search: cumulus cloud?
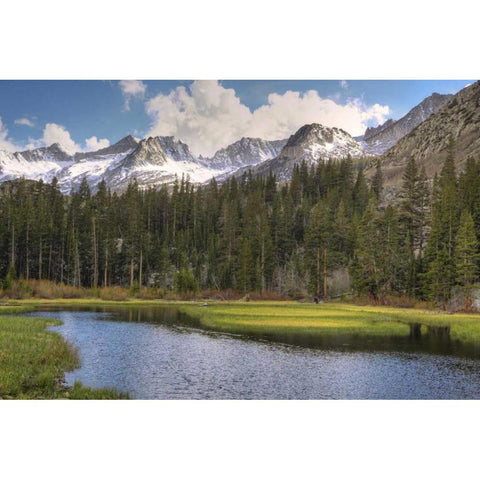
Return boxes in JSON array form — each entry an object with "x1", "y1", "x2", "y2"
[
  {"x1": 0, "y1": 117, "x2": 21, "y2": 152},
  {"x1": 119, "y1": 80, "x2": 146, "y2": 110},
  {"x1": 26, "y1": 123, "x2": 81, "y2": 154},
  {"x1": 340, "y1": 80, "x2": 348, "y2": 89},
  {"x1": 14, "y1": 117, "x2": 35, "y2": 127},
  {"x1": 26, "y1": 124, "x2": 111, "y2": 154},
  {"x1": 145, "y1": 80, "x2": 390, "y2": 156},
  {"x1": 42, "y1": 123, "x2": 81, "y2": 154},
  {"x1": 85, "y1": 136, "x2": 110, "y2": 151}
]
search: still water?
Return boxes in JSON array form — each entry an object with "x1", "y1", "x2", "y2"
[{"x1": 26, "y1": 306, "x2": 480, "y2": 399}]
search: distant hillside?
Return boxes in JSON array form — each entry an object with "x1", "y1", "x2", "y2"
[
  {"x1": 362, "y1": 93, "x2": 453, "y2": 155},
  {"x1": 372, "y1": 82, "x2": 480, "y2": 188}
]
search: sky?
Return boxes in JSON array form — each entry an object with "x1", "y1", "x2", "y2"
[{"x1": 0, "y1": 80, "x2": 474, "y2": 157}]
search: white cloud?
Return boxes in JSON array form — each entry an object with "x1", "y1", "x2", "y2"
[
  {"x1": 340, "y1": 80, "x2": 348, "y2": 89},
  {"x1": 85, "y1": 136, "x2": 110, "y2": 151},
  {"x1": 119, "y1": 80, "x2": 146, "y2": 110},
  {"x1": 14, "y1": 117, "x2": 35, "y2": 127},
  {"x1": 0, "y1": 117, "x2": 21, "y2": 152},
  {"x1": 26, "y1": 123, "x2": 81, "y2": 155},
  {"x1": 3, "y1": 118, "x2": 109, "y2": 155},
  {"x1": 145, "y1": 80, "x2": 390, "y2": 156},
  {"x1": 42, "y1": 123, "x2": 81, "y2": 154}
]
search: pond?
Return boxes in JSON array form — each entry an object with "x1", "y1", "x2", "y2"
[{"x1": 26, "y1": 306, "x2": 480, "y2": 399}]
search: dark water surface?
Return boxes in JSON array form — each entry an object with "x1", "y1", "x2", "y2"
[{"x1": 26, "y1": 306, "x2": 480, "y2": 399}]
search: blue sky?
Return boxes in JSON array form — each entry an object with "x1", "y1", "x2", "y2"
[{"x1": 0, "y1": 80, "x2": 474, "y2": 156}]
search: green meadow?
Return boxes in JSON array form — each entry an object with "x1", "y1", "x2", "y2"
[
  {"x1": 177, "y1": 301, "x2": 480, "y2": 345},
  {"x1": 15, "y1": 298, "x2": 480, "y2": 345}
]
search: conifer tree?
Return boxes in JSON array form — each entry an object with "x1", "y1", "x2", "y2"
[
  {"x1": 424, "y1": 137, "x2": 458, "y2": 303},
  {"x1": 353, "y1": 168, "x2": 369, "y2": 217},
  {"x1": 455, "y1": 209, "x2": 479, "y2": 311},
  {"x1": 371, "y1": 159, "x2": 383, "y2": 201},
  {"x1": 349, "y1": 196, "x2": 380, "y2": 301}
]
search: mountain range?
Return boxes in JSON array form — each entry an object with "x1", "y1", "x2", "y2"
[
  {"x1": 0, "y1": 134, "x2": 287, "y2": 193},
  {"x1": 0, "y1": 82, "x2": 478, "y2": 193}
]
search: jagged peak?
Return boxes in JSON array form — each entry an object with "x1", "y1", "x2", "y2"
[{"x1": 285, "y1": 123, "x2": 355, "y2": 148}]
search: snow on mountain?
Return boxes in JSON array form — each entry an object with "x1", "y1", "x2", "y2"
[
  {"x1": 74, "y1": 135, "x2": 138, "y2": 161},
  {"x1": 280, "y1": 124, "x2": 364, "y2": 162},
  {"x1": 243, "y1": 124, "x2": 363, "y2": 181},
  {"x1": 200, "y1": 137, "x2": 287, "y2": 170},
  {"x1": 102, "y1": 136, "x2": 221, "y2": 190},
  {"x1": 0, "y1": 144, "x2": 74, "y2": 183},
  {"x1": 0, "y1": 122, "x2": 385, "y2": 191},
  {"x1": 0, "y1": 133, "x2": 292, "y2": 192},
  {"x1": 0, "y1": 136, "x2": 139, "y2": 192},
  {"x1": 0, "y1": 125, "x2": 365, "y2": 190}
]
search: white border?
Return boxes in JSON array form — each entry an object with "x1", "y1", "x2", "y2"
[
  {"x1": 1, "y1": 0, "x2": 479, "y2": 478},
  {"x1": 1, "y1": 0, "x2": 479, "y2": 79}
]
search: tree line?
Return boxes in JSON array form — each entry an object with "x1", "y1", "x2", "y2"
[{"x1": 1, "y1": 138, "x2": 479, "y2": 307}]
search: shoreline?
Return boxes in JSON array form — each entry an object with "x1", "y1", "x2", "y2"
[
  {"x1": 0, "y1": 306, "x2": 127, "y2": 399},
  {"x1": 11, "y1": 298, "x2": 480, "y2": 348},
  {"x1": 5, "y1": 300, "x2": 480, "y2": 399}
]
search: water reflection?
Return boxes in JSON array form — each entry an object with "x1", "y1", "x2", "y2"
[{"x1": 25, "y1": 306, "x2": 480, "y2": 399}]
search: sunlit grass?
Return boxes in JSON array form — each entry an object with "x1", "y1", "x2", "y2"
[
  {"x1": 9, "y1": 298, "x2": 480, "y2": 355},
  {"x1": 177, "y1": 302, "x2": 480, "y2": 345}
]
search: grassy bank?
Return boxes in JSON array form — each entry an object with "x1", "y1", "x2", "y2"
[
  {"x1": 11, "y1": 298, "x2": 480, "y2": 345},
  {"x1": 177, "y1": 302, "x2": 480, "y2": 346},
  {"x1": 7, "y1": 298, "x2": 480, "y2": 364},
  {"x1": 0, "y1": 306, "x2": 126, "y2": 399}
]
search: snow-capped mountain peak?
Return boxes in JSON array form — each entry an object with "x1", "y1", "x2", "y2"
[
  {"x1": 0, "y1": 125, "x2": 366, "y2": 191},
  {"x1": 203, "y1": 137, "x2": 287, "y2": 170},
  {"x1": 229, "y1": 124, "x2": 365, "y2": 182},
  {"x1": 19, "y1": 143, "x2": 73, "y2": 163},
  {"x1": 279, "y1": 123, "x2": 364, "y2": 163}
]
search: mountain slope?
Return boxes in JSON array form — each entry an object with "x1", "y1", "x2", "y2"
[
  {"x1": 74, "y1": 135, "x2": 138, "y2": 161},
  {"x1": 371, "y1": 82, "x2": 480, "y2": 188},
  {"x1": 364, "y1": 119, "x2": 396, "y2": 141},
  {"x1": 102, "y1": 136, "x2": 219, "y2": 190},
  {"x1": 248, "y1": 124, "x2": 364, "y2": 180},
  {"x1": 363, "y1": 92, "x2": 453, "y2": 155},
  {"x1": 0, "y1": 134, "x2": 292, "y2": 192},
  {"x1": 0, "y1": 144, "x2": 74, "y2": 183},
  {"x1": 202, "y1": 137, "x2": 287, "y2": 170}
]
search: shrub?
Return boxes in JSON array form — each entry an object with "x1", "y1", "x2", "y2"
[
  {"x1": 134, "y1": 287, "x2": 162, "y2": 300},
  {"x1": 249, "y1": 290, "x2": 288, "y2": 301},
  {"x1": 99, "y1": 286, "x2": 129, "y2": 301}
]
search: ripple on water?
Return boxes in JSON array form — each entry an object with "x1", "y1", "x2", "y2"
[{"x1": 25, "y1": 308, "x2": 480, "y2": 400}]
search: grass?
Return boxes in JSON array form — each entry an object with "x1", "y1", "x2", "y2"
[
  {"x1": 12, "y1": 298, "x2": 480, "y2": 345},
  {"x1": 176, "y1": 301, "x2": 480, "y2": 346},
  {"x1": 7, "y1": 299, "x2": 480, "y2": 383},
  {"x1": 0, "y1": 305, "x2": 127, "y2": 399}
]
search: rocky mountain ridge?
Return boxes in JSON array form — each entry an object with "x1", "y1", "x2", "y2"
[
  {"x1": 372, "y1": 81, "x2": 480, "y2": 189},
  {"x1": 363, "y1": 92, "x2": 453, "y2": 155},
  {"x1": 0, "y1": 134, "x2": 288, "y2": 192},
  {"x1": 238, "y1": 124, "x2": 364, "y2": 181}
]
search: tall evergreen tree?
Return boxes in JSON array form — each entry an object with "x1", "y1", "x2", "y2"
[
  {"x1": 455, "y1": 209, "x2": 479, "y2": 311},
  {"x1": 371, "y1": 159, "x2": 383, "y2": 201}
]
